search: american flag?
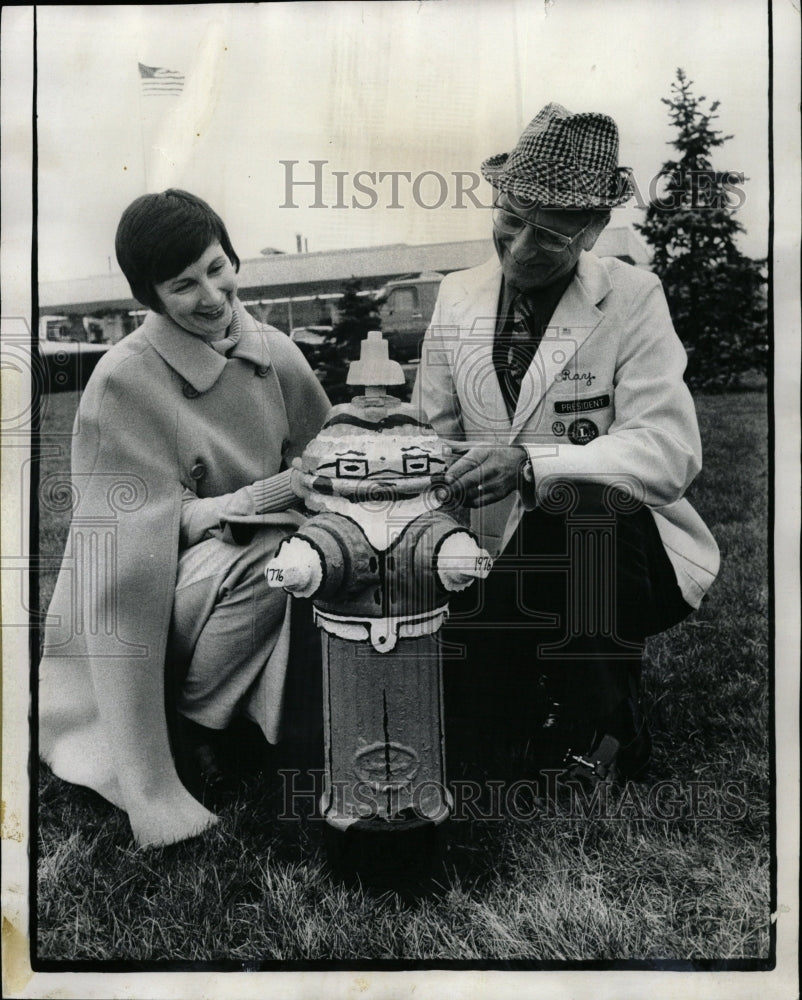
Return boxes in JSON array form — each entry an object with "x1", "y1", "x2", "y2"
[{"x1": 138, "y1": 62, "x2": 185, "y2": 96}]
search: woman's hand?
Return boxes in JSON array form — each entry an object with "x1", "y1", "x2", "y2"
[{"x1": 289, "y1": 460, "x2": 313, "y2": 504}]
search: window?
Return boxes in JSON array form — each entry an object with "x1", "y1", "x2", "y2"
[{"x1": 388, "y1": 287, "x2": 419, "y2": 317}]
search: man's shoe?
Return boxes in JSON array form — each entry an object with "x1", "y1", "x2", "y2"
[
  {"x1": 562, "y1": 733, "x2": 622, "y2": 787},
  {"x1": 535, "y1": 695, "x2": 651, "y2": 789}
]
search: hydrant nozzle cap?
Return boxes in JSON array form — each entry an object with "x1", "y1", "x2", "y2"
[{"x1": 347, "y1": 331, "x2": 406, "y2": 387}]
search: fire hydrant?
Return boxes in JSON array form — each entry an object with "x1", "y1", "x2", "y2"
[{"x1": 266, "y1": 332, "x2": 492, "y2": 836}]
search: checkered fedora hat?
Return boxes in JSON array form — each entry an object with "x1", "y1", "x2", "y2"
[{"x1": 481, "y1": 103, "x2": 633, "y2": 209}]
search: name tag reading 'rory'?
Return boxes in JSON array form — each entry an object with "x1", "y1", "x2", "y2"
[{"x1": 554, "y1": 394, "x2": 611, "y2": 414}]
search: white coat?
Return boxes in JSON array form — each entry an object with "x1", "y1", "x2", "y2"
[{"x1": 411, "y1": 251, "x2": 719, "y2": 609}]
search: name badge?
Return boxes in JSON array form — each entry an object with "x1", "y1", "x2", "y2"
[{"x1": 554, "y1": 394, "x2": 611, "y2": 415}]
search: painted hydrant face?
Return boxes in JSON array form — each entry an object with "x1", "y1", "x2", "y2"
[
  {"x1": 295, "y1": 398, "x2": 456, "y2": 551},
  {"x1": 268, "y1": 386, "x2": 491, "y2": 630},
  {"x1": 298, "y1": 403, "x2": 451, "y2": 491}
]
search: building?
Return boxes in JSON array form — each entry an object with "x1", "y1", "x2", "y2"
[{"x1": 38, "y1": 227, "x2": 651, "y2": 340}]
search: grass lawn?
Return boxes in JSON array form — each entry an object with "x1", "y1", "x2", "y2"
[{"x1": 34, "y1": 389, "x2": 771, "y2": 964}]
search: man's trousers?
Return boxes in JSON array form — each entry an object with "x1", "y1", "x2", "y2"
[{"x1": 443, "y1": 481, "x2": 692, "y2": 750}]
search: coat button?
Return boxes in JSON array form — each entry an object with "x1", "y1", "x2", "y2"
[
  {"x1": 190, "y1": 461, "x2": 206, "y2": 480},
  {"x1": 183, "y1": 383, "x2": 199, "y2": 398},
  {"x1": 255, "y1": 365, "x2": 269, "y2": 377}
]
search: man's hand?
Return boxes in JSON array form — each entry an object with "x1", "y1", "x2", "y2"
[{"x1": 442, "y1": 445, "x2": 529, "y2": 507}]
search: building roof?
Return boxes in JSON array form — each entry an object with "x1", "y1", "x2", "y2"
[{"x1": 39, "y1": 227, "x2": 651, "y2": 314}]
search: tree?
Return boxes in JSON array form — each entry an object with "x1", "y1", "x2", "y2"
[
  {"x1": 332, "y1": 278, "x2": 383, "y2": 361},
  {"x1": 311, "y1": 278, "x2": 385, "y2": 404},
  {"x1": 635, "y1": 69, "x2": 767, "y2": 390}
]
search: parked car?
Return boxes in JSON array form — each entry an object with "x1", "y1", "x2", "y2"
[
  {"x1": 288, "y1": 325, "x2": 352, "y2": 400},
  {"x1": 289, "y1": 325, "x2": 335, "y2": 348},
  {"x1": 289, "y1": 325, "x2": 338, "y2": 372},
  {"x1": 37, "y1": 339, "x2": 111, "y2": 392}
]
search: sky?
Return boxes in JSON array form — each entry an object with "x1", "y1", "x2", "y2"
[{"x1": 35, "y1": 0, "x2": 771, "y2": 283}]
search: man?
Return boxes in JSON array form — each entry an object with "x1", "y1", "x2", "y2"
[{"x1": 412, "y1": 103, "x2": 719, "y2": 786}]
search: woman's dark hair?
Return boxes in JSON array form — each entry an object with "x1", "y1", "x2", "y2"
[{"x1": 115, "y1": 189, "x2": 240, "y2": 312}]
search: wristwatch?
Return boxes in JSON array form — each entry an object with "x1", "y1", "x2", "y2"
[{"x1": 518, "y1": 449, "x2": 535, "y2": 486}]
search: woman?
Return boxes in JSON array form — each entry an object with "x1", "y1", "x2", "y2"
[{"x1": 39, "y1": 190, "x2": 330, "y2": 847}]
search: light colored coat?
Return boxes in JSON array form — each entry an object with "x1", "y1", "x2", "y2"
[
  {"x1": 412, "y1": 252, "x2": 719, "y2": 609},
  {"x1": 39, "y1": 301, "x2": 330, "y2": 847}
]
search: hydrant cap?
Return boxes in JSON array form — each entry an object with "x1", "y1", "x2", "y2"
[{"x1": 347, "y1": 331, "x2": 406, "y2": 386}]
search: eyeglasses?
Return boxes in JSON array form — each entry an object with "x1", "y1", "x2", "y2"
[{"x1": 492, "y1": 202, "x2": 590, "y2": 253}]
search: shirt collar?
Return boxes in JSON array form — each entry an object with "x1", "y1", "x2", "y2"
[
  {"x1": 500, "y1": 265, "x2": 577, "y2": 316},
  {"x1": 141, "y1": 298, "x2": 271, "y2": 393}
]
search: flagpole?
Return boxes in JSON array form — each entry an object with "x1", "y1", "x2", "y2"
[
  {"x1": 135, "y1": 63, "x2": 185, "y2": 191},
  {"x1": 136, "y1": 63, "x2": 150, "y2": 191}
]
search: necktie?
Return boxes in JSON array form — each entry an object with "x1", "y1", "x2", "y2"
[
  {"x1": 495, "y1": 270, "x2": 577, "y2": 417},
  {"x1": 508, "y1": 294, "x2": 541, "y2": 379},
  {"x1": 496, "y1": 294, "x2": 541, "y2": 414}
]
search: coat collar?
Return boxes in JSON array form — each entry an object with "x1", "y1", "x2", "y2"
[
  {"x1": 141, "y1": 299, "x2": 270, "y2": 393},
  {"x1": 453, "y1": 249, "x2": 612, "y2": 317},
  {"x1": 572, "y1": 248, "x2": 614, "y2": 307}
]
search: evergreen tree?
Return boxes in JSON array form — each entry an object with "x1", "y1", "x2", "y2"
[
  {"x1": 635, "y1": 69, "x2": 767, "y2": 390},
  {"x1": 332, "y1": 278, "x2": 383, "y2": 360},
  {"x1": 313, "y1": 278, "x2": 384, "y2": 403}
]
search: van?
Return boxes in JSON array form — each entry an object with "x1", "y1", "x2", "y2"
[{"x1": 378, "y1": 272, "x2": 443, "y2": 362}]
